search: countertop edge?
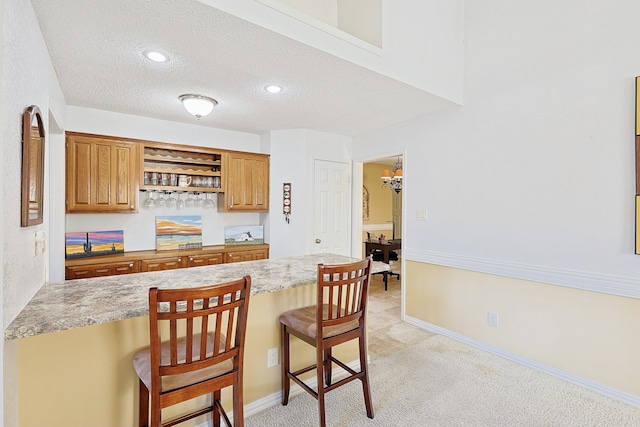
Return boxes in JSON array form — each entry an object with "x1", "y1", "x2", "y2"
[{"x1": 6, "y1": 254, "x2": 389, "y2": 340}]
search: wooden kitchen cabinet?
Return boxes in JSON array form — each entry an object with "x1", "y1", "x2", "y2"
[
  {"x1": 139, "y1": 256, "x2": 185, "y2": 272},
  {"x1": 65, "y1": 244, "x2": 268, "y2": 279},
  {"x1": 66, "y1": 132, "x2": 140, "y2": 213},
  {"x1": 220, "y1": 152, "x2": 269, "y2": 211},
  {"x1": 65, "y1": 261, "x2": 139, "y2": 280},
  {"x1": 187, "y1": 253, "x2": 224, "y2": 267},
  {"x1": 224, "y1": 249, "x2": 269, "y2": 263}
]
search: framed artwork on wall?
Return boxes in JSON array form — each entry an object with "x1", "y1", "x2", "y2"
[
  {"x1": 156, "y1": 216, "x2": 202, "y2": 251},
  {"x1": 65, "y1": 230, "x2": 124, "y2": 259}
]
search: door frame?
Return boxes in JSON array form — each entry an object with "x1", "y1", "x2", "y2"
[{"x1": 352, "y1": 150, "x2": 407, "y2": 318}]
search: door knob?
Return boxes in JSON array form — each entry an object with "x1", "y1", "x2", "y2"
[{"x1": 315, "y1": 239, "x2": 321, "y2": 244}]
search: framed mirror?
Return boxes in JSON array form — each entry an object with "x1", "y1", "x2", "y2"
[{"x1": 21, "y1": 105, "x2": 45, "y2": 227}]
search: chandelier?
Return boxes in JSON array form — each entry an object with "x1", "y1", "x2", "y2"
[{"x1": 381, "y1": 158, "x2": 403, "y2": 193}]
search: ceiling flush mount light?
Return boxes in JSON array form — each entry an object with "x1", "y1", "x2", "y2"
[
  {"x1": 143, "y1": 50, "x2": 168, "y2": 63},
  {"x1": 381, "y1": 158, "x2": 403, "y2": 193},
  {"x1": 179, "y1": 94, "x2": 218, "y2": 119},
  {"x1": 265, "y1": 85, "x2": 283, "y2": 94}
]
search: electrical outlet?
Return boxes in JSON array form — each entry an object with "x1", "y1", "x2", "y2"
[
  {"x1": 416, "y1": 209, "x2": 427, "y2": 221},
  {"x1": 267, "y1": 347, "x2": 278, "y2": 368},
  {"x1": 487, "y1": 311, "x2": 499, "y2": 328}
]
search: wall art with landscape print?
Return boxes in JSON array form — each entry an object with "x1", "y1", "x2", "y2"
[
  {"x1": 224, "y1": 225, "x2": 264, "y2": 245},
  {"x1": 65, "y1": 230, "x2": 124, "y2": 259},
  {"x1": 156, "y1": 215, "x2": 203, "y2": 251}
]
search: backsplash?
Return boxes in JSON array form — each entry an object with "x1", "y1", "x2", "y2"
[{"x1": 65, "y1": 192, "x2": 263, "y2": 252}]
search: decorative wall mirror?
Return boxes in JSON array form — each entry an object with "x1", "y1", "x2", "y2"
[{"x1": 21, "y1": 105, "x2": 45, "y2": 227}]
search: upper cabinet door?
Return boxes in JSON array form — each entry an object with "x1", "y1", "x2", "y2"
[
  {"x1": 221, "y1": 152, "x2": 269, "y2": 211},
  {"x1": 66, "y1": 132, "x2": 140, "y2": 213}
]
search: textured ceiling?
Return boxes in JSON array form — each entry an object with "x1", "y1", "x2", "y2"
[{"x1": 31, "y1": 0, "x2": 455, "y2": 136}]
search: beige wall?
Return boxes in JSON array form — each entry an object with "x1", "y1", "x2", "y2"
[
  {"x1": 17, "y1": 285, "x2": 359, "y2": 426},
  {"x1": 405, "y1": 261, "x2": 640, "y2": 395},
  {"x1": 337, "y1": 0, "x2": 382, "y2": 47},
  {"x1": 362, "y1": 163, "x2": 392, "y2": 255}
]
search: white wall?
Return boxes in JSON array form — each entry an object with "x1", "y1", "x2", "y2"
[
  {"x1": 276, "y1": 0, "x2": 338, "y2": 26},
  {"x1": 2, "y1": 0, "x2": 65, "y2": 327},
  {"x1": 266, "y1": 130, "x2": 309, "y2": 259},
  {"x1": 203, "y1": 0, "x2": 464, "y2": 103},
  {"x1": 2, "y1": 0, "x2": 67, "y2": 424},
  {"x1": 0, "y1": 0, "x2": 5, "y2": 423},
  {"x1": 354, "y1": 0, "x2": 640, "y2": 296},
  {"x1": 267, "y1": 129, "x2": 352, "y2": 259}
]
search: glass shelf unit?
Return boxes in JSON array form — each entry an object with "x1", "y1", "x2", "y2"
[{"x1": 141, "y1": 144, "x2": 224, "y2": 193}]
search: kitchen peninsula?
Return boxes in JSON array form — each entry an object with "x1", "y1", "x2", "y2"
[{"x1": 9, "y1": 254, "x2": 388, "y2": 427}]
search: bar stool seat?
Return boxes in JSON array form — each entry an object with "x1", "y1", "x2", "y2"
[{"x1": 133, "y1": 332, "x2": 233, "y2": 393}]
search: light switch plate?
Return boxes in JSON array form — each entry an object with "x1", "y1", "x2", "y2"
[{"x1": 416, "y1": 209, "x2": 427, "y2": 221}]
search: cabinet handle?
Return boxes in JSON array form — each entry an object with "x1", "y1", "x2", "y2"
[
  {"x1": 130, "y1": 205, "x2": 134, "y2": 209},
  {"x1": 129, "y1": 263, "x2": 133, "y2": 268},
  {"x1": 189, "y1": 257, "x2": 193, "y2": 261},
  {"x1": 177, "y1": 258, "x2": 182, "y2": 262}
]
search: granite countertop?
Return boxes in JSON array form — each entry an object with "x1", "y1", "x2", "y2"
[{"x1": 5, "y1": 254, "x2": 389, "y2": 340}]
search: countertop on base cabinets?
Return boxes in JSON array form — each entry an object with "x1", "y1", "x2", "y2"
[
  {"x1": 6, "y1": 254, "x2": 389, "y2": 340},
  {"x1": 64, "y1": 243, "x2": 269, "y2": 266}
]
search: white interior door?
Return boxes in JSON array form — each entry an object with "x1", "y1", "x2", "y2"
[{"x1": 313, "y1": 160, "x2": 351, "y2": 255}]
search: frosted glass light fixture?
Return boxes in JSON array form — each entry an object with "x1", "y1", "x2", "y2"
[{"x1": 179, "y1": 94, "x2": 218, "y2": 119}]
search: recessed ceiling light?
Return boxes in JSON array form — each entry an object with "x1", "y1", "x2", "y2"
[
  {"x1": 144, "y1": 50, "x2": 169, "y2": 63},
  {"x1": 265, "y1": 85, "x2": 283, "y2": 94}
]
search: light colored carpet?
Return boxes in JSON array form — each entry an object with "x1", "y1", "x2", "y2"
[{"x1": 245, "y1": 334, "x2": 640, "y2": 426}]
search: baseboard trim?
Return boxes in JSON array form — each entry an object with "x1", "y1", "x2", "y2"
[
  {"x1": 403, "y1": 315, "x2": 640, "y2": 409},
  {"x1": 403, "y1": 248, "x2": 640, "y2": 300},
  {"x1": 195, "y1": 360, "x2": 361, "y2": 426}
]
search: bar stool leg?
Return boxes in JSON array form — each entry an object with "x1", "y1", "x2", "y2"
[
  {"x1": 138, "y1": 379, "x2": 149, "y2": 427},
  {"x1": 316, "y1": 347, "x2": 327, "y2": 427},
  {"x1": 212, "y1": 390, "x2": 221, "y2": 427},
  {"x1": 323, "y1": 348, "x2": 332, "y2": 386},
  {"x1": 359, "y1": 334, "x2": 374, "y2": 418},
  {"x1": 281, "y1": 324, "x2": 291, "y2": 405}
]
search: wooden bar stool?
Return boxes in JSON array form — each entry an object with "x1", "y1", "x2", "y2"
[
  {"x1": 133, "y1": 276, "x2": 251, "y2": 427},
  {"x1": 279, "y1": 258, "x2": 374, "y2": 427}
]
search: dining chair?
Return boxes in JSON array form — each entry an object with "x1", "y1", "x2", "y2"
[
  {"x1": 133, "y1": 276, "x2": 251, "y2": 427},
  {"x1": 279, "y1": 258, "x2": 374, "y2": 427},
  {"x1": 371, "y1": 250, "x2": 400, "y2": 290}
]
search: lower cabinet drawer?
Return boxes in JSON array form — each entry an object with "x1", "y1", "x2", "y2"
[
  {"x1": 139, "y1": 257, "x2": 185, "y2": 272},
  {"x1": 224, "y1": 249, "x2": 269, "y2": 263},
  {"x1": 187, "y1": 253, "x2": 224, "y2": 267},
  {"x1": 65, "y1": 261, "x2": 139, "y2": 280}
]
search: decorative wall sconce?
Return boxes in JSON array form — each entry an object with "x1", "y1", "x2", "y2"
[
  {"x1": 179, "y1": 94, "x2": 218, "y2": 119},
  {"x1": 381, "y1": 158, "x2": 403, "y2": 193}
]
